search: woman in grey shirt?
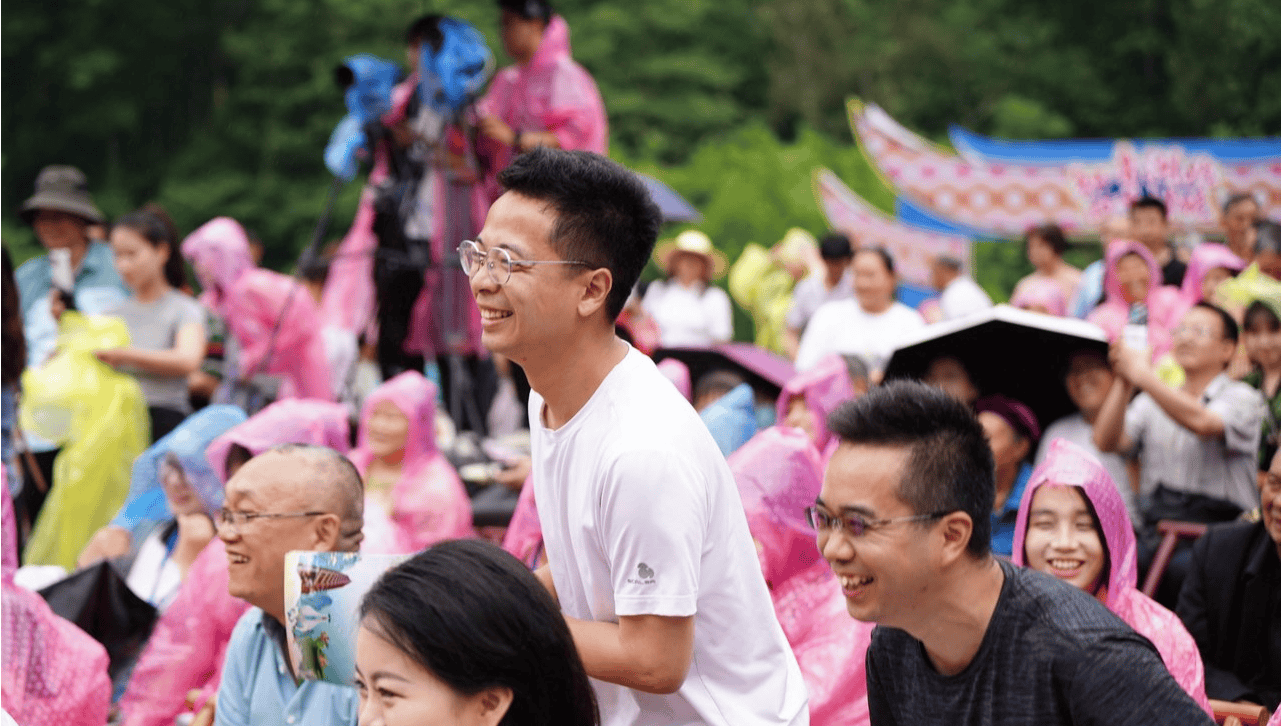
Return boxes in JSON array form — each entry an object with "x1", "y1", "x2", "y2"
[{"x1": 100, "y1": 206, "x2": 207, "y2": 441}]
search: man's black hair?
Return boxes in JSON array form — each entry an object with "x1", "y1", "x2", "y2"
[
  {"x1": 1192, "y1": 300, "x2": 1240, "y2": 345},
  {"x1": 498, "y1": 0, "x2": 552, "y2": 23},
  {"x1": 819, "y1": 232, "x2": 853, "y2": 260},
  {"x1": 857, "y1": 246, "x2": 896, "y2": 276},
  {"x1": 1244, "y1": 299, "x2": 1280, "y2": 333},
  {"x1": 693, "y1": 370, "x2": 744, "y2": 404},
  {"x1": 497, "y1": 148, "x2": 663, "y2": 320},
  {"x1": 1130, "y1": 195, "x2": 1168, "y2": 221},
  {"x1": 405, "y1": 14, "x2": 445, "y2": 52},
  {"x1": 827, "y1": 380, "x2": 995, "y2": 558}
]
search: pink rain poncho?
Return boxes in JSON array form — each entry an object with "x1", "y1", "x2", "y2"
[
  {"x1": 775, "y1": 353, "x2": 856, "y2": 453},
  {"x1": 1086, "y1": 240, "x2": 1184, "y2": 360},
  {"x1": 118, "y1": 399, "x2": 351, "y2": 726},
  {"x1": 501, "y1": 473, "x2": 542, "y2": 567},
  {"x1": 348, "y1": 371, "x2": 473, "y2": 553},
  {"x1": 1011, "y1": 438, "x2": 1212, "y2": 716},
  {"x1": 1179, "y1": 243, "x2": 1247, "y2": 308},
  {"x1": 2, "y1": 580, "x2": 112, "y2": 726},
  {"x1": 182, "y1": 217, "x2": 333, "y2": 401},
  {"x1": 729, "y1": 426, "x2": 873, "y2": 726},
  {"x1": 1009, "y1": 276, "x2": 1068, "y2": 317},
  {"x1": 475, "y1": 15, "x2": 607, "y2": 206}
]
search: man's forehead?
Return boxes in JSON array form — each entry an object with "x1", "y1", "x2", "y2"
[
  {"x1": 225, "y1": 451, "x2": 310, "y2": 501},
  {"x1": 821, "y1": 443, "x2": 909, "y2": 508}
]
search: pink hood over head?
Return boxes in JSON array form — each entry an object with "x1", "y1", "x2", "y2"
[
  {"x1": 1087, "y1": 240, "x2": 1183, "y2": 358},
  {"x1": 776, "y1": 354, "x2": 855, "y2": 451},
  {"x1": 181, "y1": 217, "x2": 253, "y2": 316},
  {"x1": 227, "y1": 269, "x2": 335, "y2": 401},
  {"x1": 1012, "y1": 438, "x2": 1213, "y2": 714},
  {"x1": 1180, "y1": 243, "x2": 1246, "y2": 306},
  {"x1": 204, "y1": 399, "x2": 350, "y2": 483},
  {"x1": 348, "y1": 371, "x2": 473, "y2": 551},
  {"x1": 1011, "y1": 277, "x2": 1068, "y2": 317}
]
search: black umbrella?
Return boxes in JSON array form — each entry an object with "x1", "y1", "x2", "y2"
[
  {"x1": 637, "y1": 174, "x2": 702, "y2": 223},
  {"x1": 883, "y1": 305, "x2": 1109, "y2": 430},
  {"x1": 653, "y1": 343, "x2": 795, "y2": 402}
]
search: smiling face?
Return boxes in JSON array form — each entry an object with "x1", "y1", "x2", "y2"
[
  {"x1": 818, "y1": 443, "x2": 937, "y2": 627},
  {"x1": 1022, "y1": 485, "x2": 1106, "y2": 595},
  {"x1": 110, "y1": 225, "x2": 169, "y2": 293},
  {"x1": 218, "y1": 453, "x2": 328, "y2": 618},
  {"x1": 978, "y1": 412, "x2": 1029, "y2": 472},
  {"x1": 1223, "y1": 198, "x2": 1260, "y2": 252},
  {"x1": 1114, "y1": 253, "x2": 1150, "y2": 305},
  {"x1": 1243, "y1": 315, "x2": 1281, "y2": 372},
  {"x1": 499, "y1": 9, "x2": 544, "y2": 64},
  {"x1": 852, "y1": 250, "x2": 895, "y2": 314},
  {"x1": 1026, "y1": 234, "x2": 1056, "y2": 269},
  {"x1": 469, "y1": 192, "x2": 587, "y2": 365},
  {"x1": 1129, "y1": 207, "x2": 1168, "y2": 250},
  {"x1": 365, "y1": 401, "x2": 410, "y2": 460},
  {"x1": 355, "y1": 623, "x2": 504, "y2": 726}
]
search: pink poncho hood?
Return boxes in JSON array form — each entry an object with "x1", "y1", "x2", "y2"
[
  {"x1": 181, "y1": 217, "x2": 253, "y2": 317},
  {"x1": 1012, "y1": 438, "x2": 1212, "y2": 714},
  {"x1": 1087, "y1": 240, "x2": 1183, "y2": 358},
  {"x1": 728, "y1": 426, "x2": 872, "y2": 726},
  {"x1": 1011, "y1": 277, "x2": 1068, "y2": 317},
  {"x1": 348, "y1": 371, "x2": 473, "y2": 552},
  {"x1": 205, "y1": 399, "x2": 351, "y2": 481},
  {"x1": 1179, "y1": 243, "x2": 1246, "y2": 306},
  {"x1": 775, "y1": 353, "x2": 855, "y2": 452}
]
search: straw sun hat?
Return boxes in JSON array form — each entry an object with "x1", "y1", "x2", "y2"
[{"x1": 653, "y1": 230, "x2": 728, "y2": 280}]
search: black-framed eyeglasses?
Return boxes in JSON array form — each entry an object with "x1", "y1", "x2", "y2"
[
  {"x1": 216, "y1": 508, "x2": 327, "y2": 531},
  {"x1": 803, "y1": 506, "x2": 949, "y2": 538},
  {"x1": 457, "y1": 239, "x2": 591, "y2": 285}
]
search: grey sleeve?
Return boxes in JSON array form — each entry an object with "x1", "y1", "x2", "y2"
[
  {"x1": 1122, "y1": 394, "x2": 1152, "y2": 458},
  {"x1": 1206, "y1": 384, "x2": 1265, "y2": 456},
  {"x1": 1065, "y1": 635, "x2": 1214, "y2": 726},
  {"x1": 178, "y1": 295, "x2": 209, "y2": 331}
]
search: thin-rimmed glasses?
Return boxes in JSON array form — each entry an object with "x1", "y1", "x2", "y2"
[
  {"x1": 457, "y1": 239, "x2": 591, "y2": 285},
  {"x1": 803, "y1": 506, "x2": 949, "y2": 538}
]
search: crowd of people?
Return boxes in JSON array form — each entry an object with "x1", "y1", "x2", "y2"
[{"x1": 2, "y1": 1, "x2": 1280, "y2": 725}]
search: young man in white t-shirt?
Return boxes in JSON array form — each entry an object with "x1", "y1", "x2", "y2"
[{"x1": 465, "y1": 148, "x2": 808, "y2": 726}]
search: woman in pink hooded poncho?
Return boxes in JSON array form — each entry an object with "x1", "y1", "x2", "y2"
[
  {"x1": 1012, "y1": 437, "x2": 1212, "y2": 716},
  {"x1": 118, "y1": 399, "x2": 350, "y2": 726},
  {"x1": 348, "y1": 371, "x2": 473, "y2": 554},
  {"x1": 474, "y1": 5, "x2": 607, "y2": 207},
  {"x1": 729, "y1": 426, "x2": 873, "y2": 726},
  {"x1": 1087, "y1": 240, "x2": 1184, "y2": 360},
  {"x1": 1178, "y1": 243, "x2": 1247, "y2": 312},
  {"x1": 1010, "y1": 276, "x2": 1068, "y2": 317},
  {"x1": 181, "y1": 217, "x2": 334, "y2": 402},
  {"x1": 775, "y1": 353, "x2": 858, "y2": 455}
]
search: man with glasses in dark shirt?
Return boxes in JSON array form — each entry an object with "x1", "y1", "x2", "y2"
[{"x1": 814, "y1": 381, "x2": 1211, "y2": 725}]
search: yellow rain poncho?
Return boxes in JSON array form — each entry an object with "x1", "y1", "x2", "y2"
[{"x1": 20, "y1": 312, "x2": 149, "y2": 569}]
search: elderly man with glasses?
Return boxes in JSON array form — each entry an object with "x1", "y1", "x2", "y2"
[
  {"x1": 213, "y1": 444, "x2": 364, "y2": 726},
  {"x1": 817, "y1": 381, "x2": 1211, "y2": 725}
]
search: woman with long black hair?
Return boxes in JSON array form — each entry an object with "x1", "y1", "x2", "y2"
[{"x1": 356, "y1": 539, "x2": 598, "y2": 726}]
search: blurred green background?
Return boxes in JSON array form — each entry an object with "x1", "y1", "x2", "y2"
[{"x1": 4, "y1": 0, "x2": 1277, "y2": 338}]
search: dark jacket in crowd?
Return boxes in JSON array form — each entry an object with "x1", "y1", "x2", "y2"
[{"x1": 1176, "y1": 520, "x2": 1280, "y2": 710}]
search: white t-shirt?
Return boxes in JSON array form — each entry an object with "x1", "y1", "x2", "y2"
[
  {"x1": 938, "y1": 276, "x2": 993, "y2": 321},
  {"x1": 531, "y1": 347, "x2": 809, "y2": 726},
  {"x1": 641, "y1": 280, "x2": 733, "y2": 348},
  {"x1": 793, "y1": 299, "x2": 924, "y2": 372}
]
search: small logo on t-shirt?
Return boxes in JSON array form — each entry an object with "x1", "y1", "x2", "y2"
[{"x1": 627, "y1": 562, "x2": 656, "y2": 585}]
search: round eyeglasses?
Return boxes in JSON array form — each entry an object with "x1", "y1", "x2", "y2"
[{"x1": 457, "y1": 240, "x2": 591, "y2": 285}]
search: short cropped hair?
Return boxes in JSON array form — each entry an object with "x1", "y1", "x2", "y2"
[
  {"x1": 405, "y1": 15, "x2": 444, "y2": 51},
  {"x1": 1223, "y1": 192, "x2": 1258, "y2": 216},
  {"x1": 265, "y1": 443, "x2": 365, "y2": 545},
  {"x1": 933, "y1": 255, "x2": 963, "y2": 272},
  {"x1": 1026, "y1": 223, "x2": 1069, "y2": 255},
  {"x1": 1130, "y1": 196, "x2": 1168, "y2": 220},
  {"x1": 497, "y1": 148, "x2": 663, "y2": 320},
  {"x1": 827, "y1": 380, "x2": 995, "y2": 558},
  {"x1": 1192, "y1": 301, "x2": 1240, "y2": 345}
]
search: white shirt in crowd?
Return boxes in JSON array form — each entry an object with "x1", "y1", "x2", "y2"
[
  {"x1": 938, "y1": 275, "x2": 993, "y2": 321},
  {"x1": 641, "y1": 280, "x2": 733, "y2": 348},
  {"x1": 786, "y1": 269, "x2": 854, "y2": 333},
  {"x1": 530, "y1": 347, "x2": 809, "y2": 726},
  {"x1": 793, "y1": 299, "x2": 925, "y2": 373}
]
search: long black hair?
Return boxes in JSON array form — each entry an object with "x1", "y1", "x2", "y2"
[
  {"x1": 113, "y1": 203, "x2": 186, "y2": 289},
  {"x1": 360, "y1": 540, "x2": 599, "y2": 726}
]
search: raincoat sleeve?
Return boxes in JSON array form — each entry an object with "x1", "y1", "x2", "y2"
[
  {"x1": 2, "y1": 582, "x2": 112, "y2": 726},
  {"x1": 119, "y1": 540, "x2": 251, "y2": 726},
  {"x1": 393, "y1": 457, "x2": 475, "y2": 552},
  {"x1": 500, "y1": 475, "x2": 543, "y2": 568}
]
